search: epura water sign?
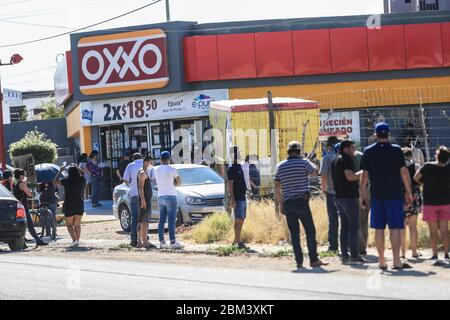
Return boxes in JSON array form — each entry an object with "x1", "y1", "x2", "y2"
[{"x1": 77, "y1": 29, "x2": 169, "y2": 95}]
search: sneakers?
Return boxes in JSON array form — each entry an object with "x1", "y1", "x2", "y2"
[
  {"x1": 36, "y1": 240, "x2": 48, "y2": 246},
  {"x1": 341, "y1": 256, "x2": 350, "y2": 265},
  {"x1": 159, "y1": 242, "x2": 170, "y2": 249},
  {"x1": 351, "y1": 256, "x2": 367, "y2": 264},
  {"x1": 310, "y1": 260, "x2": 329, "y2": 268},
  {"x1": 130, "y1": 241, "x2": 138, "y2": 248},
  {"x1": 69, "y1": 240, "x2": 79, "y2": 248},
  {"x1": 170, "y1": 242, "x2": 184, "y2": 250},
  {"x1": 233, "y1": 242, "x2": 249, "y2": 251}
]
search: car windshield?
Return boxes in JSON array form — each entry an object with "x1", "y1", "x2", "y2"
[
  {"x1": 177, "y1": 167, "x2": 224, "y2": 186},
  {"x1": 0, "y1": 185, "x2": 13, "y2": 198}
]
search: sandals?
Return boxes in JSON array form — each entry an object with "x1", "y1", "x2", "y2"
[
  {"x1": 412, "y1": 252, "x2": 422, "y2": 259},
  {"x1": 379, "y1": 264, "x2": 388, "y2": 271},
  {"x1": 393, "y1": 263, "x2": 413, "y2": 270}
]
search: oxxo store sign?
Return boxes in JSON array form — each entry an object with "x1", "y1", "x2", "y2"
[
  {"x1": 81, "y1": 90, "x2": 229, "y2": 126},
  {"x1": 77, "y1": 28, "x2": 169, "y2": 96}
]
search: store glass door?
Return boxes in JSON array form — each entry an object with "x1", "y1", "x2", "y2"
[
  {"x1": 149, "y1": 121, "x2": 171, "y2": 160},
  {"x1": 128, "y1": 125, "x2": 149, "y2": 155}
]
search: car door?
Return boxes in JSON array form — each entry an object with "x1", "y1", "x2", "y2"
[{"x1": 150, "y1": 180, "x2": 159, "y2": 221}]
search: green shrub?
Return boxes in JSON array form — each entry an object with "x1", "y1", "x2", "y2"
[
  {"x1": 9, "y1": 129, "x2": 58, "y2": 165},
  {"x1": 186, "y1": 213, "x2": 233, "y2": 244}
]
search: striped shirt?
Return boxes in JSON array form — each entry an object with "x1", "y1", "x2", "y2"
[{"x1": 274, "y1": 157, "x2": 316, "y2": 201}]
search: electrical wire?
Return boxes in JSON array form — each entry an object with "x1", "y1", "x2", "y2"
[
  {"x1": 0, "y1": 19, "x2": 73, "y2": 29},
  {"x1": 0, "y1": 0, "x2": 163, "y2": 48}
]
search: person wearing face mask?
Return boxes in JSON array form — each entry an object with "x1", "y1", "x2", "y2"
[
  {"x1": 13, "y1": 169, "x2": 48, "y2": 247},
  {"x1": 137, "y1": 155, "x2": 156, "y2": 249},
  {"x1": 400, "y1": 148, "x2": 422, "y2": 260}
]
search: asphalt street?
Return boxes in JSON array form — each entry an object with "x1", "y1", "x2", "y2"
[{"x1": 0, "y1": 255, "x2": 449, "y2": 300}]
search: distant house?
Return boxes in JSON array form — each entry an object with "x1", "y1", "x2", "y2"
[{"x1": 2, "y1": 89, "x2": 54, "y2": 124}]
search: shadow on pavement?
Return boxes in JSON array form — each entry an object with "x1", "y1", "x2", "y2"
[
  {"x1": 292, "y1": 267, "x2": 338, "y2": 274},
  {"x1": 384, "y1": 269, "x2": 437, "y2": 277},
  {"x1": 64, "y1": 246, "x2": 93, "y2": 253}
]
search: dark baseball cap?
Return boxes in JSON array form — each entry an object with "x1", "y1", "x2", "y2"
[
  {"x1": 160, "y1": 151, "x2": 171, "y2": 160},
  {"x1": 375, "y1": 122, "x2": 390, "y2": 135}
]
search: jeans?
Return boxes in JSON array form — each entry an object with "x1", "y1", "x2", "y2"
[
  {"x1": 91, "y1": 176, "x2": 101, "y2": 205},
  {"x1": 25, "y1": 207, "x2": 40, "y2": 242},
  {"x1": 326, "y1": 192, "x2": 339, "y2": 251},
  {"x1": 45, "y1": 204, "x2": 57, "y2": 236},
  {"x1": 130, "y1": 196, "x2": 139, "y2": 243},
  {"x1": 284, "y1": 197, "x2": 319, "y2": 266},
  {"x1": 335, "y1": 198, "x2": 360, "y2": 259},
  {"x1": 158, "y1": 196, "x2": 178, "y2": 243}
]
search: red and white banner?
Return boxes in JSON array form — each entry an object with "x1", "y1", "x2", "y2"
[{"x1": 77, "y1": 29, "x2": 169, "y2": 96}]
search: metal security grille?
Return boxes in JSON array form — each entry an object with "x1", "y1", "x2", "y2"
[{"x1": 419, "y1": 0, "x2": 439, "y2": 10}]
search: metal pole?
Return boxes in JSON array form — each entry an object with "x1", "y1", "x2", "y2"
[
  {"x1": 418, "y1": 91, "x2": 431, "y2": 161},
  {"x1": 0, "y1": 76, "x2": 6, "y2": 171},
  {"x1": 165, "y1": 0, "x2": 171, "y2": 22}
]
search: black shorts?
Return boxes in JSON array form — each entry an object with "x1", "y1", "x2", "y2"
[{"x1": 138, "y1": 208, "x2": 150, "y2": 223}]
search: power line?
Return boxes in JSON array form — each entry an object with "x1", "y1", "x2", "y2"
[
  {"x1": 3, "y1": 66, "x2": 56, "y2": 79},
  {"x1": 0, "y1": 0, "x2": 163, "y2": 48},
  {"x1": 0, "y1": 19, "x2": 73, "y2": 29}
]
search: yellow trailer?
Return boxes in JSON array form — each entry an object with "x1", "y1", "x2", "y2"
[{"x1": 210, "y1": 97, "x2": 320, "y2": 195}]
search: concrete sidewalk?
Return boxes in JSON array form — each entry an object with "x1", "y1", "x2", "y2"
[{"x1": 82, "y1": 200, "x2": 116, "y2": 223}]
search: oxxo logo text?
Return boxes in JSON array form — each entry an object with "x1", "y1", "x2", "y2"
[{"x1": 77, "y1": 29, "x2": 169, "y2": 96}]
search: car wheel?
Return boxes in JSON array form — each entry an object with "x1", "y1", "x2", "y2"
[
  {"x1": 175, "y1": 209, "x2": 184, "y2": 227},
  {"x1": 8, "y1": 237, "x2": 25, "y2": 252},
  {"x1": 119, "y1": 205, "x2": 131, "y2": 232}
]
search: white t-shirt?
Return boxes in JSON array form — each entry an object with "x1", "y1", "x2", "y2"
[{"x1": 155, "y1": 165, "x2": 179, "y2": 197}]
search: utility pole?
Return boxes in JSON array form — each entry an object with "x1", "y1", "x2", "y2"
[
  {"x1": 0, "y1": 54, "x2": 23, "y2": 171},
  {"x1": 165, "y1": 0, "x2": 171, "y2": 22}
]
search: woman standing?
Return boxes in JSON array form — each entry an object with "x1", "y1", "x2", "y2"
[
  {"x1": 13, "y1": 169, "x2": 48, "y2": 247},
  {"x1": 414, "y1": 146, "x2": 450, "y2": 261},
  {"x1": 86, "y1": 151, "x2": 102, "y2": 207},
  {"x1": 78, "y1": 153, "x2": 90, "y2": 200},
  {"x1": 55, "y1": 165, "x2": 86, "y2": 248},
  {"x1": 401, "y1": 148, "x2": 422, "y2": 259}
]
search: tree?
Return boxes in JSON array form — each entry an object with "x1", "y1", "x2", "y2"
[
  {"x1": 9, "y1": 129, "x2": 58, "y2": 165},
  {"x1": 39, "y1": 99, "x2": 64, "y2": 119}
]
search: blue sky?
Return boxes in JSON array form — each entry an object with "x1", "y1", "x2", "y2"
[{"x1": 0, "y1": 0, "x2": 383, "y2": 92}]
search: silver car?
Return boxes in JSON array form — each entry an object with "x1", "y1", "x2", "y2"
[{"x1": 113, "y1": 164, "x2": 225, "y2": 231}]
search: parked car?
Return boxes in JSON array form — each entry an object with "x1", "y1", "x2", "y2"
[
  {"x1": 0, "y1": 184, "x2": 27, "y2": 251},
  {"x1": 113, "y1": 164, "x2": 225, "y2": 232}
]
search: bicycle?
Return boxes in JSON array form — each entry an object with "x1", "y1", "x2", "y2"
[{"x1": 29, "y1": 200, "x2": 57, "y2": 240}]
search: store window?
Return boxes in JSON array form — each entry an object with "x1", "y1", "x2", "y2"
[
  {"x1": 150, "y1": 121, "x2": 171, "y2": 159},
  {"x1": 128, "y1": 125, "x2": 149, "y2": 156},
  {"x1": 100, "y1": 125, "x2": 125, "y2": 170}
]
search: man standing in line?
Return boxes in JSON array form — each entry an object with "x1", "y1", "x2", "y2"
[
  {"x1": 275, "y1": 141, "x2": 328, "y2": 269},
  {"x1": 227, "y1": 146, "x2": 249, "y2": 250},
  {"x1": 116, "y1": 150, "x2": 132, "y2": 183},
  {"x1": 360, "y1": 123, "x2": 413, "y2": 270},
  {"x1": 155, "y1": 151, "x2": 183, "y2": 250},
  {"x1": 320, "y1": 136, "x2": 340, "y2": 253},
  {"x1": 331, "y1": 140, "x2": 366, "y2": 264},
  {"x1": 353, "y1": 147, "x2": 370, "y2": 256},
  {"x1": 123, "y1": 153, "x2": 144, "y2": 247},
  {"x1": 137, "y1": 155, "x2": 156, "y2": 249}
]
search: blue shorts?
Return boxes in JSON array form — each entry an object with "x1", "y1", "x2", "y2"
[
  {"x1": 234, "y1": 201, "x2": 247, "y2": 220},
  {"x1": 371, "y1": 199, "x2": 405, "y2": 230}
]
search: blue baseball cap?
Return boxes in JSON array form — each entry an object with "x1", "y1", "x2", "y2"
[
  {"x1": 160, "y1": 151, "x2": 171, "y2": 160},
  {"x1": 334, "y1": 143, "x2": 341, "y2": 154},
  {"x1": 375, "y1": 122, "x2": 390, "y2": 135}
]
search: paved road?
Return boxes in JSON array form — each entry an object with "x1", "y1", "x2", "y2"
[{"x1": 0, "y1": 255, "x2": 448, "y2": 300}]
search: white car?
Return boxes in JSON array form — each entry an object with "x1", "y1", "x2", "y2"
[{"x1": 113, "y1": 164, "x2": 225, "y2": 231}]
